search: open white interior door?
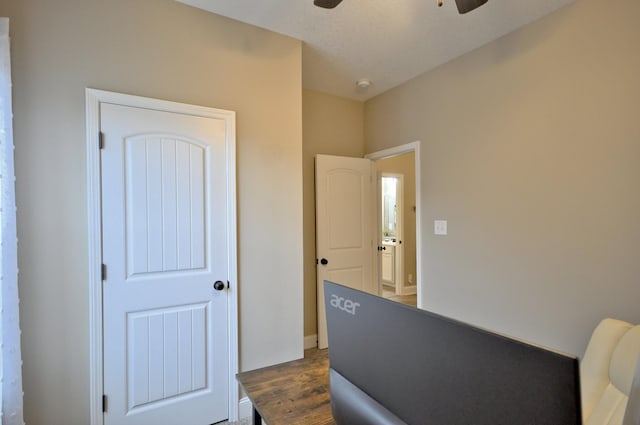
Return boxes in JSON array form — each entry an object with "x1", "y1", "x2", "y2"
[{"x1": 315, "y1": 154, "x2": 376, "y2": 349}]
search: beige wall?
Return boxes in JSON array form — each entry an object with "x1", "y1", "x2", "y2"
[
  {"x1": 302, "y1": 90, "x2": 364, "y2": 338},
  {"x1": 376, "y1": 152, "x2": 417, "y2": 291},
  {"x1": 365, "y1": 0, "x2": 640, "y2": 357},
  {"x1": 0, "y1": 1, "x2": 303, "y2": 424}
]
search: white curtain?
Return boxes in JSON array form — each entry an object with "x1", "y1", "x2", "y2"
[{"x1": 0, "y1": 17, "x2": 24, "y2": 425}]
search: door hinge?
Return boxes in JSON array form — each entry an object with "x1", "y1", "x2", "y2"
[
  {"x1": 98, "y1": 132, "x2": 104, "y2": 149},
  {"x1": 102, "y1": 394, "x2": 108, "y2": 412},
  {"x1": 101, "y1": 264, "x2": 107, "y2": 281}
]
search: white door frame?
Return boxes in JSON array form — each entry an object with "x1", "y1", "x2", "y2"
[
  {"x1": 85, "y1": 88, "x2": 239, "y2": 425},
  {"x1": 366, "y1": 141, "x2": 422, "y2": 309}
]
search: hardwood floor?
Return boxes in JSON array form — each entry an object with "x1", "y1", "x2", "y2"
[{"x1": 236, "y1": 348, "x2": 334, "y2": 425}]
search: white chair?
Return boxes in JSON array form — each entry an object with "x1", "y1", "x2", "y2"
[{"x1": 581, "y1": 318, "x2": 640, "y2": 425}]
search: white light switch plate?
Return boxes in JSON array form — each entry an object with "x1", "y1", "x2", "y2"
[{"x1": 434, "y1": 220, "x2": 447, "y2": 235}]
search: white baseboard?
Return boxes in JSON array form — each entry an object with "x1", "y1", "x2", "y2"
[
  {"x1": 304, "y1": 334, "x2": 318, "y2": 350},
  {"x1": 239, "y1": 396, "x2": 253, "y2": 420}
]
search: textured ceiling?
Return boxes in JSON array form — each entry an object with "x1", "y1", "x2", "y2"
[{"x1": 177, "y1": 0, "x2": 574, "y2": 100}]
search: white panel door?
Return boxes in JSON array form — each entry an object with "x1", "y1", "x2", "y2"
[
  {"x1": 316, "y1": 154, "x2": 375, "y2": 349},
  {"x1": 101, "y1": 103, "x2": 229, "y2": 425}
]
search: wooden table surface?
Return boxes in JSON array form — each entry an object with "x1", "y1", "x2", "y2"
[{"x1": 236, "y1": 348, "x2": 335, "y2": 425}]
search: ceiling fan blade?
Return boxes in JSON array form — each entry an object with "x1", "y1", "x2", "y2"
[
  {"x1": 454, "y1": 0, "x2": 488, "y2": 14},
  {"x1": 314, "y1": 0, "x2": 344, "y2": 9}
]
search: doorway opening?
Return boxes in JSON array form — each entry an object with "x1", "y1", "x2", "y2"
[
  {"x1": 366, "y1": 141, "x2": 422, "y2": 309},
  {"x1": 315, "y1": 142, "x2": 422, "y2": 349},
  {"x1": 378, "y1": 172, "x2": 417, "y2": 307}
]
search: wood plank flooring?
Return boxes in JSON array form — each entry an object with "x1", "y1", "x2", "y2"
[{"x1": 236, "y1": 348, "x2": 334, "y2": 425}]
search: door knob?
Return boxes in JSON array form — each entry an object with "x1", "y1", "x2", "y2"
[
  {"x1": 213, "y1": 280, "x2": 226, "y2": 291},
  {"x1": 320, "y1": 258, "x2": 329, "y2": 265}
]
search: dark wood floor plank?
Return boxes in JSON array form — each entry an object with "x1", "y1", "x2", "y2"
[{"x1": 237, "y1": 348, "x2": 335, "y2": 425}]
